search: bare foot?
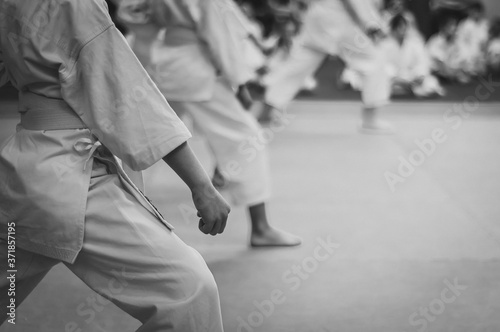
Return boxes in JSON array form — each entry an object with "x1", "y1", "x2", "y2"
[
  {"x1": 251, "y1": 227, "x2": 302, "y2": 247},
  {"x1": 358, "y1": 119, "x2": 394, "y2": 135}
]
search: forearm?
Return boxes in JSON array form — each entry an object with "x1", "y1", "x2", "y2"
[
  {"x1": 163, "y1": 142, "x2": 212, "y2": 192},
  {"x1": 163, "y1": 141, "x2": 231, "y2": 235}
]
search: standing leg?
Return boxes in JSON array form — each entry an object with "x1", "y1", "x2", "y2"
[
  {"x1": 169, "y1": 82, "x2": 301, "y2": 247},
  {"x1": 337, "y1": 27, "x2": 394, "y2": 134},
  {"x1": 247, "y1": 202, "x2": 300, "y2": 247},
  {"x1": 64, "y1": 158, "x2": 224, "y2": 332},
  {"x1": 261, "y1": 44, "x2": 327, "y2": 123}
]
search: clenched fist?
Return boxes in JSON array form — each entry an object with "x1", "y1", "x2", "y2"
[{"x1": 192, "y1": 185, "x2": 231, "y2": 236}]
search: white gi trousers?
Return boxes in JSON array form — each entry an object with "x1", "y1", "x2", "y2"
[
  {"x1": 264, "y1": 5, "x2": 391, "y2": 110},
  {"x1": 0, "y1": 155, "x2": 224, "y2": 332},
  {"x1": 169, "y1": 79, "x2": 272, "y2": 207},
  {"x1": 264, "y1": 39, "x2": 391, "y2": 110}
]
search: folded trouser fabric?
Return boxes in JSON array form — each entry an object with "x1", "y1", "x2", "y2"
[
  {"x1": 264, "y1": 38, "x2": 391, "y2": 110},
  {"x1": 0, "y1": 91, "x2": 190, "y2": 263},
  {"x1": 264, "y1": 1, "x2": 391, "y2": 110},
  {"x1": 0, "y1": 155, "x2": 224, "y2": 332}
]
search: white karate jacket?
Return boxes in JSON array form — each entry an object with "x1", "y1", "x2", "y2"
[
  {"x1": 118, "y1": 0, "x2": 251, "y2": 102},
  {"x1": 0, "y1": 0, "x2": 191, "y2": 263}
]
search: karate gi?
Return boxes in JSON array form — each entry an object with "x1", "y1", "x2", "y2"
[
  {"x1": 263, "y1": 0, "x2": 392, "y2": 110},
  {"x1": 486, "y1": 38, "x2": 500, "y2": 71},
  {"x1": 0, "y1": 1, "x2": 223, "y2": 331},
  {"x1": 456, "y1": 18, "x2": 489, "y2": 75},
  {"x1": 380, "y1": 10, "x2": 425, "y2": 42},
  {"x1": 232, "y1": 5, "x2": 267, "y2": 82},
  {"x1": 427, "y1": 32, "x2": 471, "y2": 82},
  {"x1": 380, "y1": 35, "x2": 444, "y2": 97},
  {"x1": 119, "y1": 0, "x2": 272, "y2": 207}
]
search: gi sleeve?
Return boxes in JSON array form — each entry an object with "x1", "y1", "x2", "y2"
[
  {"x1": 195, "y1": 0, "x2": 252, "y2": 86},
  {"x1": 60, "y1": 23, "x2": 191, "y2": 171}
]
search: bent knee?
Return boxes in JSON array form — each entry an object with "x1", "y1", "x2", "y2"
[{"x1": 182, "y1": 249, "x2": 220, "y2": 301}]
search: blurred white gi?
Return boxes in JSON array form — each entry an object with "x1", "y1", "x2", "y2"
[
  {"x1": 487, "y1": 38, "x2": 500, "y2": 70},
  {"x1": 456, "y1": 12, "x2": 489, "y2": 76},
  {"x1": 427, "y1": 18, "x2": 472, "y2": 83},
  {"x1": 381, "y1": 32, "x2": 444, "y2": 97},
  {"x1": 119, "y1": 0, "x2": 271, "y2": 206},
  {"x1": 262, "y1": 0, "x2": 393, "y2": 133},
  {"x1": 379, "y1": 14, "x2": 444, "y2": 97},
  {"x1": 0, "y1": 0, "x2": 223, "y2": 330}
]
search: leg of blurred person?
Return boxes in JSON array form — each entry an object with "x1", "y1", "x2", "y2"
[
  {"x1": 337, "y1": 33, "x2": 393, "y2": 134},
  {"x1": 169, "y1": 79, "x2": 301, "y2": 247},
  {"x1": 261, "y1": 44, "x2": 327, "y2": 123},
  {"x1": 261, "y1": 36, "x2": 393, "y2": 134}
]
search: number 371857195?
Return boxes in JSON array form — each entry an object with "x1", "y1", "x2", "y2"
[{"x1": 7, "y1": 222, "x2": 16, "y2": 268}]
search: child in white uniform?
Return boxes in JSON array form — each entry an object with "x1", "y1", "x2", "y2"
[
  {"x1": 487, "y1": 19, "x2": 500, "y2": 75},
  {"x1": 427, "y1": 16, "x2": 472, "y2": 83},
  {"x1": 382, "y1": 14, "x2": 445, "y2": 97},
  {"x1": 456, "y1": 2, "x2": 489, "y2": 77}
]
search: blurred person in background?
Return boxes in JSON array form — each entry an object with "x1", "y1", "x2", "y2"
[
  {"x1": 234, "y1": 0, "x2": 314, "y2": 91},
  {"x1": 340, "y1": 0, "x2": 427, "y2": 93},
  {"x1": 456, "y1": 2, "x2": 489, "y2": 77},
  {"x1": 264, "y1": 0, "x2": 316, "y2": 91},
  {"x1": 381, "y1": 14, "x2": 445, "y2": 97},
  {"x1": 486, "y1": 18, "x2": 500, "y2": 76},
  {"x1": 427, "y1": 15, "x2": 473, "y2": 83},
  {"x1": 380, "y1": 0, "x2": 423, "y2": 40},
  {"x1": 230, "y1": 1, "x2": 268, "y2": 83},
  {"x1": 118, "y1": 0, "x2": 302, "y2": 248},
  {"x1": 259, "y1": 0, "x2": 394, "y2": 134}
]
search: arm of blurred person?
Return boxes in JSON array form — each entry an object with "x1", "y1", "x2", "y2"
[
  {"x1": 197, "y1": 0, "x2": 253, "y2": 88},
  {"x1": 197, "y1": 0, "x2": 255, "y2": 110}
]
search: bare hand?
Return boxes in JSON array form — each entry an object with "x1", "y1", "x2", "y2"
[
  {"x1": 236, "y1": 84, "x2": 254, "y2": 110},
  {"x1": 192, "y1": 185, "x2": 231, "y2": 236}
]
